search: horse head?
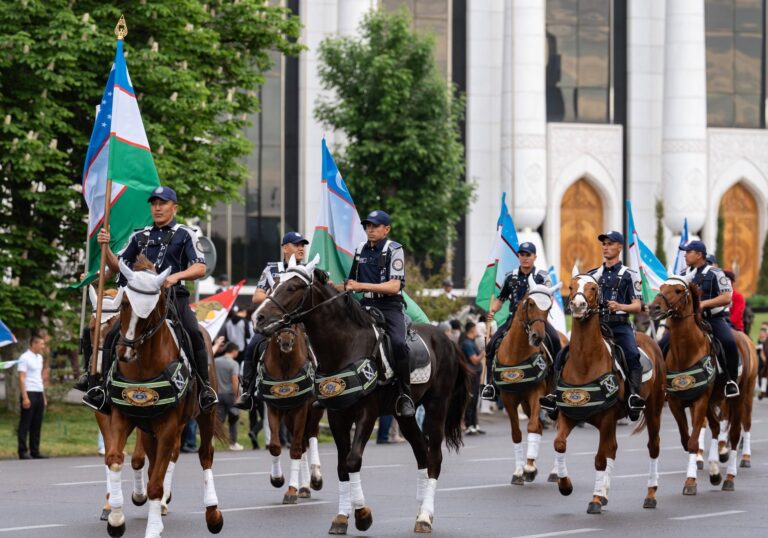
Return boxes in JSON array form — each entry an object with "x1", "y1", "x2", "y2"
[
  {"x1": 255, "y1": 254, "x2": 321, "y2": 336},
  {"x1": 275, "y1": 327, "x2": 298, "y2": 354},
  {"x1": 88, "y1": 286, "x2": 125, "y2": 326},
  {"x1": 649, "y1": 270, "x2": 696, "y2": 321},
  {"x1": 520, "y1": 275, "x2": 562, "y2": 346},
  {"x1": 568, "y1": 272, "x2": 600, "y2": 319}
]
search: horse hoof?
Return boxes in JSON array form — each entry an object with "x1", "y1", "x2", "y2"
[
  {"x1": 107, "y1": 522, "x2": 125, "y2": 538},
  {"x1": 599, "y1": 496, "x2": 608, "y2": 506},
  {"x1": 523, "y1": 468, "x2": 538, "y2": 482},
  {"x1": 271, "y1": 475, "x2": 285, "y2": 488},
  {"x1": 299, "y1": 487, "x2": 311, "y2": 498},
  {"x1": 709, "y1": 472, "x2": 722, "y2": 486},
  {"x1": 558, "y1": 479, "x2": 573, "y2": 496},
  {"x1": 722, "y1": 479, "x2": 735, "y2": 492},
  {"x1": 643, "y1": 497, "x2": 657, "y2": 509},
  {"x1": 100, "y1": 508, "x2": 111, "y2": 521},
  {"x1": 329, "y1": 515, "x2": 348, "y2": 535},
  {"x1": 696, "y1": 460, "x2": 703, "y2": 470},
  {"x1": 131, "y1": 493, "x2": 147, "y2": 506},
  {"x1": 740, "y1": 459, "x2": 751, "y2": 468},
  {"x1": 354, "y1": 506, "x2": 373, "y2": 531},
  {"x1": 682, "y1": 484, "x2": 697, "y2": 496},
  {"x1": 311, "y1": 475, "x2": 324, "y2": 491},
  {"x1": 414, "y1": 520, "x2": 432, "y2": 533},
  {"x1": 587, "y1": 502, "x2": 602, "y2": 514},
  {"x1": 161, "y1": 503, "x2": 169, "y2": 516},
  {"x1": 547, "y1": 473, "x2": 558, "y2": 483},
  {"x1": 205, "y1": 508, "x2": 224, "y2": 534},
  {"x1": 719, "y1": 452, "x2": 729, "y2": 464},
  {"x1": 283, "y1": 493, "x2": 298, "y2": 504},
  {"x1": 511, "y1": 475, "x2": 524, "y2": 486}
]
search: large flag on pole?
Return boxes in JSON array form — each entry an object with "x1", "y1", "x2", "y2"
[
  {"x1": 671, "y1": 218, "x2": 689, "y2": 275},
  {"x1": 0, "y1": 319, "x2": 17, "y2": 348},
  {"x1": 309, "y1": 140, "x2": 428, "y2": 322},
  {"x1": 626, "y1": 201, "x2": 668, "y2": 303},
  {"x1": 190, "y1": 281, "x2": 246, "y2": 339},
  {"x1": 547, "y1": 266, "x2": 568, "y2": 334},
  {"x1": 475, "y1": 193, "x2": 520, "y2": 325},
  {"x1": 77, "y1": 38, "x2": 160, "y2": 287}
]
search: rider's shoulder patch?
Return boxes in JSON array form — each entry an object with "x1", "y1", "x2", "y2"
[
  {"x1": 719, "y1": 275, "x2": 729, "y2": 287},
  {"x1": 634, "y1": 280, "x2": 642, "y2": 292},
  {"x1": 392, "y1": 258, "x2": 404, "y2": 271}
]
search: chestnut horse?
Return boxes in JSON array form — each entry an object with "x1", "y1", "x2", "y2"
[
  {"x1": 255, "y1": 256, "x2": 471, "y2": 534},
  {"x1": 649, "y1": 273, "x2": 757, "y2": 494},
  {"x1": 492, "y1": 277, "x2": 567, "y2": 485},
  {"x1": 102, "y1": 256, "x2": 226, "y2": 538},
  {"x1": 260, "y1": 324, "x2": 324, "y2": 504},
  {"x1": 553, "y1": 272, "x2": 666, "y2": 514}
]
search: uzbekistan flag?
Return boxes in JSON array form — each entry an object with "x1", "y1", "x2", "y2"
[
  {"x1": 78, "y1": 38, "x2": 160, "y2": 286},
  {"x1": 190, "y1": 281, "x2": 246, "y2": 339},
  {"x1": 671, "y1": 217, "x2": 689, "y2": 275},
  {"x1": 308, "y1": 140, "x2": 428, "y2": 322},
  {"x1": 547, "y1": 266, "x2": 568, "y2": 335},
  {"x1": 475, "y1": 193, "x2": 520, "y2": 325},
  {"x1": 0, "y1": 319, "x2": 17, "y2": 348},
  {"x1": 627, "y1": 200, "x2": 668, "y2": 303}
]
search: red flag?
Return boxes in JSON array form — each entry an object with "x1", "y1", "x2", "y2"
[{"x1": 190, "y1": 280, "x2": 245, "y2": 339}]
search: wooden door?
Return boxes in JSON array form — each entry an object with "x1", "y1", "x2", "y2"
[
  {"x1": 720, "y1": 183, "x2": 758, "y2": 296},
  {"x1": 560, "y1": 178, "x2": 604, "y2": 286}
]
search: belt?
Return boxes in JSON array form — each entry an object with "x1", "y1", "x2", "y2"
[
  {"x1": 362, "y1": 292, "x2": 402, "y2": 301},
  {"x1": 604, "y1": 315, "x2": 630, "y2": 324}
]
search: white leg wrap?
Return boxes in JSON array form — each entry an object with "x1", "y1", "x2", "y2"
[
  {"x1": 555, "y1": 452, "x2": 568, "y2": 478},
  {"x1": 108, "y1": 466, "x2": 124, "y2": 508},
  {"x1": 133, "y1": 468, "x2": 146, "y2": 497},
  {"x1": 513, "y1": 442, "x2": 524, "y2": 475},
  {"x1": 709, "y1": 439, "x2": 719, "y2": 463},
  {"x1": 647, "y1": 457, "x2": 659, "y2": 488},
  {"x1": 420, "y1": 478, "x2": 437, "y2": 518},
  {"x1": 308, "y1": 437, "x2": 320, "y2": 466},
  {"x1": 299, "y1": 454, "x2": 310, "y2": 489},
  {"x1": 727, "y1": 450, "x2": 738, "y2": 477},
  {"x1": 709, "y1": 460, "x2": 720, "y2": 476},
  {"x1": 592, "y1": 470, "x2": 606, "y2": 497},
  {"x1": 338, "y1": 480, "x2": 351, "y2": 517},
  {"x1": 162, "y1": 461, "x2": 175, "y2": 504},
  {"x1": 698, "y1": 429, "x2": 706, "y2": 451},
  {"x1": 687, "y1": 453, "x2": 698, "y2": 479},
  {"x1": 289, "y1": 458, "x2": 301, "y2": 490},
  {"x1": 604, "y1": 458, "x2": 615, "y2": 496},
  {"x1": 416, "y1": 468, "x2": 428, "y2": 504},
  {"x1": 349, "y1": 472, "x2": 365, "y2": 509},
  {"x1": 271, "y1": 455, "x2": 282, "y2": 478},
  {"x1": 145, "y1": 499, "x2": 163, "y2": 538},
  {"x1": 718, "y1": 421, "x2": 728, "y2": 443},
  {"x1": 108, "y1": 506, "x2": 124, "y2": 529},
  {"x1": 203, "y1": 468, "x2": 219, "y2": 508},
  {"x1": 742, "y1": 431, "x2": 751, "y2": 456},
  {"x1": 526, "y1": 432, "x2": 541, "y2": 460},
  {"x1": 761, "y1": 378, "x2": 767, "y2": 393}
]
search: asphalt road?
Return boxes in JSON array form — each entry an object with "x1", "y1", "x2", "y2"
[{"x1": 1, "y1": 401, "x2": 768, "y2": 538}]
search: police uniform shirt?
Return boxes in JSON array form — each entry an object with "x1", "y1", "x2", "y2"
[
  {"x1": 589, "y1": 263, "x2": 640, "y2": 318},
  {"x1": 351, "y1": 240, "x2": 405, "y2": 300},
  {"x1": 498, "y1": 268, "x2": 551, "y2": 312},
  {"x1": 256, "y1": 262, "x2": 284, "y2": 294},
  {"x1": 688, "y1": 265, "x2": 731, "y2": 314},
  {"x1": 118, "y1": 219, "x2": 205, "y2": 295}
]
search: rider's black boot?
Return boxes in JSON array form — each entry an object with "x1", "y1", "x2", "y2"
[
  {"x1": 82, "y1": 374, "x2": 110, "y2": 415},
  {"x1": 395, "y1": 360, "x2": 416, "y2": 418},
  {"x1": 725, "y1": 379, "x2": 740, "y2": 398},
  {"x1": 234, "y1": 364, "x2": 255, "y2": 411},
  {"x1": 724, "y1": 357, "x2": 740, "y2": 398},
  {"x1": 194, "y1": 348, "x2": 218, "y2": 412},
  {"x1": 74, "y1": 334, "x2": 92, "y2": 391},
  {"x1": 539, "y1": 393, "x2": 558, "y2": 420},
  {"x1": 74, "y1": 372, "x2": 89, "y2": 392},
  {"x1": 627, "y1": 368, "x2": 646, "y2": 421}
]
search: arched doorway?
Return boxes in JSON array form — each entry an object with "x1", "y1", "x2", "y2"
[
  {"x1": 560, "y1": 178, "x2": 604, "y2": 283},
  {"x1": 719, "y1": 182, "x2": 758, "y2": 296}
]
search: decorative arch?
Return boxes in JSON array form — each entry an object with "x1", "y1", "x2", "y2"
[
  {"x1": 719, "y1": 183, "x2": 759, "y2": 296},
  {"x1": 559, "y1": 178, "x2": 604, "y2": 281}
]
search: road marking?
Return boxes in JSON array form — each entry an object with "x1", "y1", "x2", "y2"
[
  {"x1": 191, "y1": 500, "x2": 331, "y2": 514},
  {"x1": 54, "y1": 479, "x2": 129, "y2": 486},
  {"x1": 614, "y1": 470, "x2": 684, "y2": 479},
  {"x1": 669, "y1": 510, "x2": 745, "y2": 521},
  {"x1": 71, "y1": 463, "x2": 105, "y2": 469},
  {"x1": 0, "y1": 524, "x2": 66, "y2": 533},
  {"x1": 439, "y1": 483, "x2": 508, "y2": 492},
  {"x1": 512, "y1": 529, "x2": 602, "y2": 538}
]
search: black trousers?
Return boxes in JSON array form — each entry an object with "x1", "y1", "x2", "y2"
[
  {"x1": 486, "y1": 318, "x2": 562, "y2": 382},
  {"x1": 242, "y1": 332, "x2": 267, "y2": 390},
  {"x1": 18, "y1": 392, "x2": 45, "y2": 456},
  {"x1": 362, "y1": 300, "x2": 407, "y2": 370},
  {"x1": 173, "y1": 294, "x2": 205, "y2": 353},
  {"x1": 609, "y1": 322, "x2": 641, "y2": 371},
  {"x1": 464, "y1": 370, "x2": 481, "y2": 427}
]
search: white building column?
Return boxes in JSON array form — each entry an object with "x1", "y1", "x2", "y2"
[
  {"x1": 337, "y1": 0, "x2": 373, "y2": 36},
  {"x1": 662, "y1": 0, "x2": 708, "y2": 262}
]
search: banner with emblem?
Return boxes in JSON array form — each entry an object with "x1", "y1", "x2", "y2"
[
  {"x1": 75, "y1": 37, "x2": 160, "y2": 288},
  {"x1": 190, "y1": 280, "x2": 246, "y2": 339},
  {"x1": 309, "y1": 139, "x2": 429, "y2": 323},
  {"x1": 626, "y1": 201, "x2": 668, "y2": 303}
]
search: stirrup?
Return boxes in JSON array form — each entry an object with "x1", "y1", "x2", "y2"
[
  {"x1": 82, "y1": 386, "x2": 110, "y2": 415},
  {"x1": 627, "y1": 393, "x2": 646, "y2": 410},
  {"x1": 233, "y1": 392, "x2": 253, "y2": 411},
  {"x1": 198, "y1": 385, "x2": 219, "y2": 411},
  {"x1": 481, "y1": 384, "x2": 496, "y2": 401},
  {"x1": 725, "y1": 380, "x2": 740, "y2": 399},
  {"x1": 395, "y1": 394, "x2": 416, "y2": 417}
]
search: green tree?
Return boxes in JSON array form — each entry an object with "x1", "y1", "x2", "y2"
[
  {"x1": 315, "y1": 8, "x2": 473, "y2": 259},
  {"x1": 756, "y1": 232, "x2": 768, "y2": 294},
  {"x1": 0, "y1": 1, "x2": 302, "y2": 336},
  {"x1": 654, "y1": 199, "x2": 667, "y2": 267}
]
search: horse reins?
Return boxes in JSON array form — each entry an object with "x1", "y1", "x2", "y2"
[
  {"x1": 118, "y1": 286, "x2": 172, "y2": 361},
  {"x1": 262, "y1": 269, "x2": 352, "y2": 329},
  {"x1": 655, "y1": 284, "x2": 694, "y2": 320}
]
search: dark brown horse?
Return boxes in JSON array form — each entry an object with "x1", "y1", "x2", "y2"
[
  {"x1": 102, "y1": 256, "x2": 226, "y2": 538},
  {"x1": 255, "y1": 256, "x2": 471, "y2": 534},
  {"x1": 553, "y1": 272, "x2": 666, "y2": 514},
  {"x1": 260, "y1": 324, "x2": 324, "y2": 504},
  {"x1": 493, "y1": 277, "x2": 568, "y2": 485},
  {"x1": 649, "y1": 274, "x2": 757, "y2": 493}
]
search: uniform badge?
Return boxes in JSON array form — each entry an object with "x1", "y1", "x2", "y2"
[
  {"x1": 719, "y1": 276, "x2": 728, "y2": 286},
  {"x1": 500, "y1": 368, "x2": 525, "y2": 383},
  {"x1": 634, "y1": 280, "x2": 642, "y2": 292},
  {"x1": 318, "y1": 377, "x2": 346, "y2": 398},
  {"x1": 271, "y1": 382, "x2": 300, "y2": 398},
  {"x1": 670, "y1": 374, "x2": 696, "y2": 391},
  {"x1": 392, "y1": 259, "x2": 404, "y2": 271},
  {"x1": 122, "y1": 387, "x2": 160, "y2": 407},
  {"x1": 561, "y1": 389, "x2": 591, "y2": 406}
]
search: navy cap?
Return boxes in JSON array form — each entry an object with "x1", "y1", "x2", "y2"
[
  {"x1": 281, "y1": 231, "x2": 309, "y2": 246},
  {"x1": 598, "y1": 230, "x2": 624, "y2": 244},
  {"x1": 518, "y1": 242, "x2": 537, "y2": 255},
  {"x1": 680, "y1": 240, "x2": 707, "y2": 254},
  {"x1": 361, "y1": 210, "x2": 391, "y2": 227},
  {"x1": 147, "y1": 186, "x2": 177, "y2": 203},
  {"x1": 706, "y1": 253, "x2": 717, "y2": 265}
]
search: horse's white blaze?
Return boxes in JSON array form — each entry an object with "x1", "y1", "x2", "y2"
[
  {"x1": 299, "y1": 454, "x2": 310, "y2": 489},
  {"x1": 288, "y1": 458, "x2": 301, "y2": 490},
  {"x1": 416, "y1": 468, "x2": 428, "y2": 505},
  {"x1": 555, "y1": 452, "x2": 568, "y2": 478},
  {"x1": 349, "y1": 472, "x2": 365, "y2": 509},
  {"x1": 513, "y1": 442, "x2": 524, "y2": 476},
  {"x1": 742, "y1": 431, "x2": 751, "y2": 456},
  {"x1": 338, "y1": 480, "x2": 351, "y2": 517},
  {"x1": 648, "y1": 457, "x2": 659, "y2": 488},
  {"x1": 123, "y1": 312, "x2": 139, "y2": 360},
  {"x1": 708, "y1": 439, "x2": 719, "y2": 464},
  {"x1": 526, "y1": 432, "x2": 541, "y2": 461},
  {"x1": 145, "y1": 499, "x2": 163, "y2": 538},
  {"x1": 203, "y1": 468, "x2": 218, "y2": 508},
  {"x1": 270, "y1": 455, "x2": 282, "y2": 479},
  {"x1": 727, "y1": 450, "x2": 738, "y2": 476},
  {"x1": 686, "y1": 453, "x2": 698, "y2": 478},
  {"x1": 420, "y1": 478, "x2": 437, "y2": 517}
]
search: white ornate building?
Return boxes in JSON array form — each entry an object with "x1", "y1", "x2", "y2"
[{"x1": 208, "y1": 0, "x2": 768, "y2": 297}]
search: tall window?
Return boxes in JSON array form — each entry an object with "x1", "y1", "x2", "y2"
[
  {"x1": 546, "y1": 0, "x2": 613, "y2": 123},
  {"x1": 705, "y1": 0, "x2": 765, "y2": 128},
  {"x1": 383, "y1": 0, "x2": 451, "y2": 79}
]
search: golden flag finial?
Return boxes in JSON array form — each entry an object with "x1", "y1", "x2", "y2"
[{"x1": 114, "y1": 15, "x2": 128, "y2": 40}]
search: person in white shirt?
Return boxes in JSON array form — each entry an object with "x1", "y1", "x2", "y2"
[{"x1": 17, "y1": 334, "x2": 47, "y2": 459}]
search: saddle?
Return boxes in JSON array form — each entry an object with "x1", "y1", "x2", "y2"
[{"x1": 707, "y1": 335, "x2": 743, "y2": 381}]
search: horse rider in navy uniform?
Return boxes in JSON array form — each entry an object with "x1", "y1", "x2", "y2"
[
  {"x1": 541, "y1": 231, "x2": 646, "y2": 421},
  {"x1": 234, "y1": 231, "x2": 309, "y2": 411},
  {"x1": 481, "y1": 242, "x2": 562, "y2": 401},
  {"x1": 660, "y1": 240, "x2": 740, "y2": 398},
  {"x1": 341, "y1": 210, "x2": 416, "y2": 418},
  {"x1": 81, "y1": 186, "x2": 218, "y2": 412}
]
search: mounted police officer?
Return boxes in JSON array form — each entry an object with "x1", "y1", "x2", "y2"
[
  {"x1": 481, "y1": 242, "x2": 562, "y2": 401},
  {"x1": 343, "y1": 210, "x2": 415, "y2": 418},
  {"x1": 663, "y1": 240, "x2": 740, "y2": 398},
  {"x1": 81, "y1": 186, "x2": 218, "y2": 412},
  {"x1": 234, "y1": 231, "x2": 309, "y2": 411},
  {"x1": 541, "y1": 231, "x2": 645, "y2": 421}
]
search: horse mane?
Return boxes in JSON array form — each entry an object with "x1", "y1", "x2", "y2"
[
  {"x1": 688, "y1": 283, "x2": 706, "y2": 329},
  {"x1": 311, "y1": 269, "x2": 371, "y2": 329},
  {"x1": 133, "y1": 254, "x2": 155, "y2": 272}
]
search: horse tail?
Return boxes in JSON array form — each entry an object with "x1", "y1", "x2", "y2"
[
  {"x1": 444, "y1": 339, "x2": 473, "y2": 453},
  {"x1": 631, "y1": 413, "x2": 647, "y2": 435}
]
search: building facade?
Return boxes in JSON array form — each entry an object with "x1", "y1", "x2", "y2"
[{"x1": 208, "y1": 0, "x2": 768, "y2": 298}]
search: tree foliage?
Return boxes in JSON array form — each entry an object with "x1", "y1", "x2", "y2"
[
  {"x1": 756, "y1": 232, "x2": 768, "y2": 295},
  {"x1": 315, "y1": 8, "x2": 473, "y2": 260},
  {"x1": 0, "y1": 0, "x2": 302, "y2": 334}
]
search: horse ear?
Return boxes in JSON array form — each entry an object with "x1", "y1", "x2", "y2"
[
  {"x1": 528, "y1": 274, "x2": 536, "y2": 289},
  {"x1": 683, "y1": 268, "x2": 696, "y2": 284},
  {"x1": 305, "y1": 253, "x2": 320, "y2": 273},
  {"x1": 288, "y1": 255, "x2": 297, "y2": 268},
  {"x1": 593, "y1": 266, "x2": 604, "y2": 283},
  {"x1": 113, "y1": 287, "x2": 125, "y2": 305},
  {"x1": 88, "y1": 285, "x2": 98, "y2": 308},
  {"x1": 155, "y1": 266, "x2": 172, "y2": 287},
  {"x1": 571, "y1": 264, "x2": 579, "y2": 278},
  {"x1": 118, "y1": 259, "x2": 134, "y2": 282}
]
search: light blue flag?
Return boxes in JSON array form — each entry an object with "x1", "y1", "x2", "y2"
[
  {"x1": 671, "y1": 218, "x2": 689, "y2": 275},
  {"x1": 0, "y1": 319, "x2": 17, "y2": 348},
  {"x1": 627, "y1": 201, "x2": 669, "y2": 302}
]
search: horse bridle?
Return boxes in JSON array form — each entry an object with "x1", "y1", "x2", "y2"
[
  {"x1": 569, "y1": 274, "x2": 601, "y2": 319},
  {"x1": 117, "y1": 285, "x2": 172, "y2": 362},
  {"x1": 654, "y1": 279, "x2": 693, "y2": 320},
  {"x1": 274, "y1": 327, "x2": 298, "y2": 352},
  {"x1": 520, "y1": 291, "x2": 551, "y2": 337}
]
